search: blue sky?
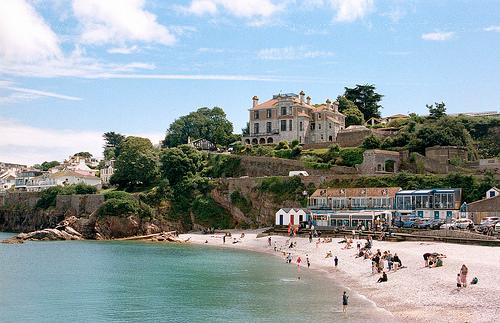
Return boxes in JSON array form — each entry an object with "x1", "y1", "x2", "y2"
[{"x1": 0, "y1": 0, "x2": 499, "y2": 164}]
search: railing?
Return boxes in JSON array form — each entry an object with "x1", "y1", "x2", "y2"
[{"x1": 243, "y1": 130, "x2": 280, "y2": 137}]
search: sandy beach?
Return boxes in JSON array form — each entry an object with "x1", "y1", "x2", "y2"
[{"x1": 180, "y1": 230, "x2": 500, "y2": 322}]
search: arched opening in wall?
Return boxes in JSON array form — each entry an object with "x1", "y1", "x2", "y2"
[
  {"x1": 267, "y1": 137, "x2": 274, "y2": 144},
  {"x1": 329, "y1": 135, "x2": 333, "y2": 141},
  {"x1": 259, "y1": 138, "x2": 266, "y2": 144},
  {"x1": 385, "y1": 160, "x2": 396, "y2": 172},
  {"x1": 252, "y1": 138, "x2": 258, "y2": 145},
  {"x1": 377, "y1": 164, "x2": 382, "y2": 172},
  {"x1": 244, "y1": 139, "x2": 250, "y2": 144}
]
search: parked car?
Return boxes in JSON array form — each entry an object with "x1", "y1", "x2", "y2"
[
  {"x1": 428, "y1": 219, "x2": 445, "y2": 230},
  {"x1": 495, "y1": 222, "x2": 500, "y2": 233},
  {"x1": 413, "y1": 218, "x2": 430, "y2": 229},
  {"x1": 476, "y1": 220, "x2": 500, "y2": 235},
  {"x1": 441, "y1": 218, "x2": 473, "y2": 230},
  {"x1": 481, "y1": 217, "x2": 499, "y2": 223}
]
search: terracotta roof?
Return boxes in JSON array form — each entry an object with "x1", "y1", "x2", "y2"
[
  {"x1": 311, "y1": 187, "x2": 402, "y2": 198},
  {"x1": 252, "y1": 98, "x2": 278, "y2": 110},
  {"x1": 298, "y1": 112, "x2": 310, "y2": 118}
]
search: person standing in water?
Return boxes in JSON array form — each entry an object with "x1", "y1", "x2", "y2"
[
  {"x1": 342, "y1": 291, "x2": 349, "y2": 313},
  {"x1": 297, "y1": 256, "x2": 302, "y2": 279}
]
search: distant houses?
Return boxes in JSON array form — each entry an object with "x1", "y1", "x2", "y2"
[
  {"x1": 467, "y1": 187, "x2": 500, "y2": 223},
  {"x1": 15, "y1": 170, "x2": 101, "y2": 192}
]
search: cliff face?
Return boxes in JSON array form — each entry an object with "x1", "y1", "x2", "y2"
[
  {"x1": 211, "y1": 179, "x2": 304, "y2": 228},
  {"x1": 0, "y1": 208, "x2": 62, "y2": 233}
]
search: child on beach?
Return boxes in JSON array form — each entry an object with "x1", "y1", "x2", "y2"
[
  {"x1": 342, "y1": 291, "x2": 348, "y2": 312},
  {"x1": 306, "y1": 255, "x2": 311, "y2": 268},
  {"x1": 377, "y1": 271, "x2": 388, "y2": 283},
  {"x1": 460, "y1": 264, "x2": 468, "y2": 287},
  {"x1": 456, "y1": 273, "x2": 462, "y2": 289}
]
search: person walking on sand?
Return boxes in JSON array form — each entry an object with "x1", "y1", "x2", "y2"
[
  {"x1": 342, "y1": 291, "x2": 349, "y2": 313},
  {"x1": 334, "y1": 256, "x2": 338, "y2": 268},
  {"x1": 460, "y1": 264, "x2": 468, "y2": 287},
  {"x1": 223, "y1": 235, "x2": 226, "y2": 244},
  {"x1": 456, "y1": 273, "x2": 462, "y2": 289},
  {"x1": 306, "y1": 255, "x2": 310, "y2": 268},
  {"x1": 309, "y1": 231, "x2": 313, "y2": 243},
  {"x1": 268, "y1": 236, "x2": 272, "y2": 247}
]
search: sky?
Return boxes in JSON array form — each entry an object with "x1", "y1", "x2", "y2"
[{"x1": 0, "y1": 0, "x2": 499, "y2": 165}]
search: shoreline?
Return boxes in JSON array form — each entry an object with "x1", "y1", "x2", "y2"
[{"x1": 180, "y1": 229, "x2": 500, "y2": 323}]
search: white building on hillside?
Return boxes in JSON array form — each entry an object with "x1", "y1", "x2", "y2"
[
  {"x1": 485, "y1": 187, "x2": 500, "y2": 199},
  {"x1": 21, "y1": 170, "x2": 102, "y2": 192},
  {"x1": 0, "y1": 170, "x2": 17, "y2": 191},
  {"x1": 275, "y1": 208, "x2": 309, "y2": 226}
]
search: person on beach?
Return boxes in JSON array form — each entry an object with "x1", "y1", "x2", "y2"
[
  {"x1": 423, "y1": 253, "x2": 432, "y2": 267},
  {"x1": 393, "y1": 253, "x2": 402, "y2": 270},
  {"x1": 460, "y1": 264, "x2": 468, "y2": 287},
  {"x1": 377, "y1": 271, "x2": 388, "y2": 283},
  {"x1": 309, "y1": 231, "x2": 313, "y2": 243},
  {"x1": 334, "y1": 256, "x2": 338, "y2": 268},
  {"x1": 286, "y1": 253, "x2": 292, "y2": 264},
  {"x1": 268, "y1": 236, "x2": 272, "y2": 247},
  {"x1": 222, "y1": 235, "x2": 226, "y2": 244},
  {"x1": 306, "y1": 255, "x2": 310, "y2": 268},
  {"x1": 456, "y1": 273, "x2": 462, "y2": 289},
  {"x1": 325, "y1": 251, "x2": 333, "y2": 258},
  {"x1": 342, "y1": 291, "x2": 349, "y2": 313},
  {"x1": 274, "y1": 242, "x2": 277, "y2": 252},
  {"x1": 357, "y1": 242, "x2": 361, "y2": 252}
]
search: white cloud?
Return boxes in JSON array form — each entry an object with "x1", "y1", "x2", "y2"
[
  {"x1": 0, "y1": 80, "x2": 82, "y2": 102},
  {"x1": 257, "y1": 46, "x2": 334, "y2": 60},
  {"x1": 182, "y1": 0, "x2": 283, "y2": 18},
  {"x1": 0, "y1": 118, "x2": 164, "y2": 165},
  {"x1": 72, "y1": 0, "x2": 175, "y2": 45},
  {"x1": 484, "y1": 25, "x2": 500, "y2": 33},
  {"x1": 0, "y1": 0, "x2": 62, "y2": 62},
  {"x1": 421, "y1": 31, "x2": 455, "y2": 41},
  {"x1": 107, "y1": 45, "x2": 139, "y2": 54},
  {"x1": 329, "y1": 0, "x2": 374, "y2": 22}
]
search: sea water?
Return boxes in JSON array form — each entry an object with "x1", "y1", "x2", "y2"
[{"x1": 0, "y1": 232, "x2": 393, "y2": 322}]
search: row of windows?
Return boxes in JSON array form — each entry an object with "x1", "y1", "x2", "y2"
[
  {"x1": 253, "y1": 120, "x2": 338, "y2": 134},
  {"x1": 254, "y1": 108, "x2": 337, "y2": 119}
]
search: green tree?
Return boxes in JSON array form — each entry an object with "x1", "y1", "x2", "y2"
[
  {"x1": 110, "y1": 136, "x2": 159, "y2": 188},
  {"x1": 163, "y1": 107, "x2": 234, "y2": 147},
  {"x1": 242, "y1": 122, "x2": 250, "y2": 136},
  {"x1": 160, "y1": 145, "x2": 203, "y2": 186},
  {"x1": 103, "y1": 132, "x2": 125, "y2": 160},
  {"x1": 343, "y1": 84, "x2": 383, "y2": 120},
  {"x1": 362, "y1": 135, "x2": 382, "y2": 149},
  {"x1": 34, "y1": 161, "x2": 60, "y2": 171},
  {"x1": 427, "y1": 102, "x2": 447, "y2": 120},
  {"x1": 337, "y1": 96, "x2": 364, "y2": 126},
  {"x1": 74, "y1": 152, "x2": 92, "y2": 159}
]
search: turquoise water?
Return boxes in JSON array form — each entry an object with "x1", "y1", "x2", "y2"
[{"x1": 0, "y1": 232, "x2": 392, "y2": 322}]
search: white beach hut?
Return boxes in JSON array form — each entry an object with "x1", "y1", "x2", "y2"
[{"x1": 275, "y1": 208, "x2": 308, "y2": 226}]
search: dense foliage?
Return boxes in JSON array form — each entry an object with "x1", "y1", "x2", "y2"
[
  {"x1": 103, "y1": 132, "x2": 125, "y2": 160},
  {"x1": 229, "y1": 190, "x2": 252, "y2": 214},
  {"x1": 97, "y1": 197, "x2": 152, "y2": 219},
  {"x1": 33, "y1": 160, "x2": 60, "y2": 171},
  {"x1": 337, "y1": 96, "x2": 364, "y2": 126},
  {"x1": 163, "y1": 107, "x2": 235, "y2": 147},
  {"x1": 110, "y1": 136, "x2": 159, "y2": 188},
  {"x1": 343, "y1": 84, "x2": 383, "y2": 120},
  {"x1": 191, "y1": 196, "x2": 232, "y2": 228}
]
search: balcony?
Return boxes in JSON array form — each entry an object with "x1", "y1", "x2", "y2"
[{"x1": 244, "y1": 130, "x2": 280, "y2": 137}]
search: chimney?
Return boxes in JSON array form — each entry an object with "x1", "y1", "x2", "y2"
[
  {"x1": 299, "y1": 90, "x2": 305, "y2": 104},
  {"x1": 252, "y1": 95, "x2": 259, "y2": 108},
  {"x1": 326, "y1": 99, "x2": 332, "y2": 109},
  {"x1": 306, "y1": 96, "x2": 311, "y2": 105}
]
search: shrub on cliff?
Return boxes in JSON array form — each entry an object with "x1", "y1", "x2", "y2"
[
  {"x1": 103, "y1": 190, "x2": 134, "y2": 201},
  {"x1": 36, "y1": 187, "x2": 61, "y2": 209},
  {"x1": 258, "y1": 176, "x2": 307, "y2": 204},
  {"x1": 229, "y1": 190, "x2": 252, "y2": 214},
  {"x1": 97, "y1": 197, "x2": 152, "y2": 219},
  {"x1": 191, "y1": 196, "x2": 231, "y2": 229}
]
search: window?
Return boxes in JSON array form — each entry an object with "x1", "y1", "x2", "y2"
[
  {"x1": 281, "y1": 120, "x2": 287, "y2": 131},
  {"x1": 281, "y1": 107, "x2": 287, "y2": 116},
  {"x1": 254, "y1": 111, "x2": 259, "y2": 119},
  {"x1": 288, "y1": 106, "x2": 293, "y2": 115},
  {"x1": 299, "y1": 121, "x2": 303, "y2": 131},
  {"x1": 329, "y1": 123, "x2": 332, "y2": 129},
  {"x1": 266, "y1": 122, "x2": 272, "y2": 133},
  {"x1": 318, "y1": 123, "x2": 322, "y2": 130},
  {"x1": 318, "y1": 113, "x2": 321, "y2": 119},
  {"x1": 253, "y1": 123, "x2": 259, "y2": 134},
  {"x1": 266, "y1": 109, "x2": 272, "y2": 118},
  {"x1": 289, "y1": 120, "x2": 293, "y2": 131},
  {"x1": 299, "y1": 136, "x2": 302, "y2": 143},
  {"x1": 310, "y1": 122, "x2": 315, "y2": 130},
  {"x1": 321, "y1": 134, "x2": 324, "y2": 140}
]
